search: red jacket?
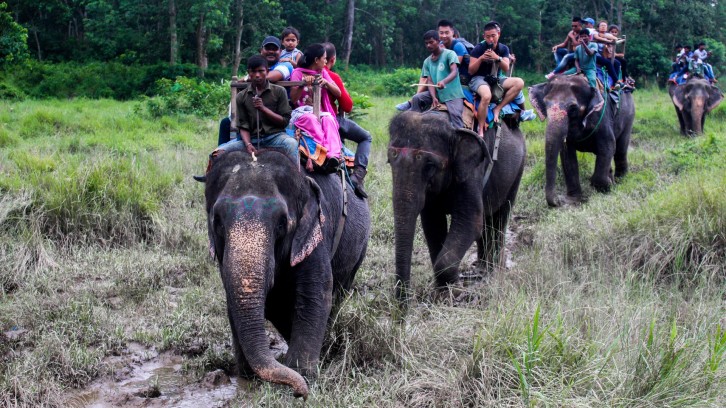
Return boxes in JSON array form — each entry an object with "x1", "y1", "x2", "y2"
[{"x1": 324, "y1": 67, "x2": 353, "y2": 115}]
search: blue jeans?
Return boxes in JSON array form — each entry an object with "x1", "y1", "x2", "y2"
[
  {"x1": 338, "y1": 115, "x2": 371, "y2": 169},
  {"x1": 554, "y1": 48, "x2": 569, "y2": 65},
  {"x1": 553, "y1": 53, "x2": 575, "y2": 74},
  {"x1": 218, "y1": 131, "x2": 299, "y2": 164}
]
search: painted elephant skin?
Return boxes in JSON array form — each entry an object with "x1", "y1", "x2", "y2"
[
  {"x1": 388, "y1": 111, "x2": 526, "y2": 304},
  {"x1": 204, "y1": 150, "x2": 370, "y2": 399},
  {"x1": 529, "y1": 75, "x2": 635, "y2": 207},
  {"x1": 669, "y1": 77, "x2": 723, "y2": 135}
]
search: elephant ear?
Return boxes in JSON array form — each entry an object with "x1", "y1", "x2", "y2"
[
  {"x1": 453, "y1": 128, "x2": 488, "y2": 183},
  {"x1": 290, "y1": 177, "x2": 325, "y2": 266},
  {"x1": 706, "y1": 86, "x2": 724, "y2": 113},
  {"x1": 528, "y1": 84, "x2": 547, "y2": 120},
  {"x1": 672, "y1": 84, "x2": 687, "y2": 111},
  {"x1": 582, "y1": 88, "x2": 605, "y2": 131}
]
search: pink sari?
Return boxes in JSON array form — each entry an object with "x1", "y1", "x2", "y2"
[{"x1": 290, "y1": 67, "x2": 342, "y2": 158}]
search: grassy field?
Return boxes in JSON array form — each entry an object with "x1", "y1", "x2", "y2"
[{"x1": 0, "y1": 87, "x2": 725, "y2": 407}]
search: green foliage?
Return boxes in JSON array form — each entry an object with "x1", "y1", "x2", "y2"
[
  {"x1": 0, "y1": 2, "x2": 28, "y2": 66},
  {"x1": 627, "y1": 36, "x2": 671, "y2": 78},
  {"x1": 141, "y1": 76, "x2": 228, "y2": 117},
  {"x1": 341, "y1": 66, "x2": 420, "y2": 97},
  {"x1": 668, "y1": 133, "x2": 723, "y2": 173}
]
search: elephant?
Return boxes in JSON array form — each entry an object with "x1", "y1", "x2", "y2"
[
  {"x1": 668, "y1": 77, "x2": 723, "y2": 136},
  {"x1": 528, "y1": 75, "x2": 635, "y2": 207},
  {"x1": 388, "y1": 111, "x2": 526, "y2": 304},
  {"x1": 203, "y1": 149, "x2": 370, "y2": 399}
]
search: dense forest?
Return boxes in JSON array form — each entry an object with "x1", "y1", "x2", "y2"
[{"x1": 2, "y1": 0, "x2": 725, "y2": 78}]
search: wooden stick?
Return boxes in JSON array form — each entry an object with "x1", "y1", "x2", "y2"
[
  {"x1": 411, "y1": 83, "x2": 439, "y2": 87},
  {"x1": 231, "y1": 76, "x2": 239, "y2": 130},
  {"x1": 313, "y1": 74, "x2": 321, "y2": 120}
]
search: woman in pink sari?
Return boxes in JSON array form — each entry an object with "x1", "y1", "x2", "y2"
[{"x1": 290, "y1": 44, "x2": 343, "y2": 160}]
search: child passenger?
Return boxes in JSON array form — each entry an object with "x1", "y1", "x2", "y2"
[{"x1": 279, "y1": 27, "x2": 303, "y2": 68}]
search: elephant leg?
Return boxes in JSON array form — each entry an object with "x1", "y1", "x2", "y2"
[
  {"x1": 421, "y1": 204, "x2": 448, "y2": 266},
  {"x1": 591, "y1": 143, "x2": 614, "y2": 192},
  {"x1": 481, "y1": 202, "x2": 513, "y2": 270},
  {"x1": 561, "y1": 143, "x2": 582, "y2": 200},
  {"x1": 228, "y1": 302, "x2": 255, "y2": 378},
  {"x1": 284, "y1": 248, "x2": 333, "y2": 379},
  {"x1": 614, "y1": 131, "x2": 631, "y2": 180},
  {"x1": 675, "y1": 107, "x2": 686, "y2": 135},
  {"x1": 433, "y1": 212, "x2": 482, "y2": 287}
]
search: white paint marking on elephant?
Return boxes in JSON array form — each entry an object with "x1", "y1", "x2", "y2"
[
  {"x1": 232, "y1": 164, "x2": 241, "y2": 173},
  {"x1": 227, "y1": 219, "x2": 269, "y2": 296}
]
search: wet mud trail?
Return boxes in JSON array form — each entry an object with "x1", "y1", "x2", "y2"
[{"x1": 62, "y1": 338, "x2": 290, "y2": 407}]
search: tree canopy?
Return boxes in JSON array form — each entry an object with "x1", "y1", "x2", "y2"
[{"x1": 3, "y1": 0, "x2": 725, "y2": 77}]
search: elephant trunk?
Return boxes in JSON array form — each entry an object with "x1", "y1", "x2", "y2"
[
  {"x1": 392, "y1": 185, "x2": 425, "y2": 304},
  {"x1": 690, "y1": 98, "x2": 706, "y2": 134},
  {"x1": 223, "y1": 219, "x2": 308, "y2": 399},
  {"x1": 544, "y1": 119, "x2": 567, "y2": 207}
]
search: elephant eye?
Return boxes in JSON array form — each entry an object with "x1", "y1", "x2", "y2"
[{"x1": 415, "y1": 153, "x2": 423, "y2": 160}]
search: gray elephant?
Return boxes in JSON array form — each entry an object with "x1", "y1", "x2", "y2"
[
  {"x1": 204, "y1": 150, "x2": 370, "y2": 399},
  {"x1": 669, "y1": 77, "x2": 723, "y2": 135},
  {"x1": 388, "y1": 111, "x2": 526, "y2": 304},
  {"x1": 528, "y1": 75, "x2": 635, "y2": 207}
]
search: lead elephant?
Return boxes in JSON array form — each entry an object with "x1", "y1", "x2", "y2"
[
  {"x1": 669, "y1": 77, "x2": 723, "y2": 135},
  {"x1": 204, "y1": 149, "x2": 370, "y2": 399},
  {"x1": 528, "y1": 75, "x2": 635, "y2": 207},
  {"x1": 388, "y1": 111, "x2": 526, "y2": 304}
]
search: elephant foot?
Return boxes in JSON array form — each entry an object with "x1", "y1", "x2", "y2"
[
  {"x1": 546, "y1": 194, "x2": 562, "y2": 207},
  {"x1": 590, "y1": 178, "x2": 612, "y2": 193},
  {"x1": 563, "y1": 194, "x2": 585, "y2": 206}
]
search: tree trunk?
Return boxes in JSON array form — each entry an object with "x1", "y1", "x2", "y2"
[
  {"x1": 169, "y1": 0, "x2": 178, "y2": 65},
  {"x1": 232, "y1": 0, "x2": 244, "y2": 76},
  {"x1": 341, "y1": 0, "x2": 355, "y2": 69},
  {"x1": 32, "y1": 26, "x2": 42, "y2": 61},
  {"x1": 196, "y1": 13, "x2": 208, "y2": 75}
]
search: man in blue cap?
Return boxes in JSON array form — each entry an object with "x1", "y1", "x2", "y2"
[
  {"x1": 583, "y1": 18, "x2": 595, "y2": 39},
  {"x1": 259, "y1": 35, "x2": 293, "y2": 82}
]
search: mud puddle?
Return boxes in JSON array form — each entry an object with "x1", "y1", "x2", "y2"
[{"x1": 64, "y1": 343, "x2": 245, "y2": 408}]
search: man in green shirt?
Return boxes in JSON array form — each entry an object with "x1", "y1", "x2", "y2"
[
  {"x1": 407, "y1": 30, "x2": 466, "y2": 128},
  {"x1": 218, "y1": 55, "x2": 297, "y2": 163},
  {"x1": 193, "y1": 56, "x2": 297, "y2": 181}
]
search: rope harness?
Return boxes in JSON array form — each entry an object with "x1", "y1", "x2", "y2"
[
  {"x1": 482, "y1": 123, "x2": 501, "y2": 189},
  {"x1": 581, "y1": 88, "x2": 608, "y2": 142},
  {"x1": 331, "y1": 166, "x2": 348, "y2": 256}
]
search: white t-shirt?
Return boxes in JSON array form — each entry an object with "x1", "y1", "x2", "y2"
[{"x1": 692, "y1": 49, "x2": 708, "y2": 62}]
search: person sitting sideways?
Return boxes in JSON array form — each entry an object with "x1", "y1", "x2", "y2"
[
  {"x1": 592, "y1": 20, "x2": 621, "y2": 87},
  {"x1": 608, "y1": 24, "x2": 629, "y2": 79},
  {"x1": 551, "y1": 17, "x2": 583, "y2": 66},
  {"x1": 692, "y1": 42, "x2": 717, "y2": 83},
  {"x1": 192, "y1": 55, "x2": 297, "y2": 182},
  {"x1": 404, "y1": 30, "x2": 466, "y2": 129},
  {"x1": 468, "y1": 21, "x2": 525, "y2": 135},
  {"x1": 562, "y1": 29, "x2": 599, "y2": 89},
  {"x1": 322, "y1": 42, "x2": 372, "y2": 198}
]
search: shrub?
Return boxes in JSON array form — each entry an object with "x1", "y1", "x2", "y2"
[{"x1": 141, "y1": 76, "x2": 228, "y2": 117}]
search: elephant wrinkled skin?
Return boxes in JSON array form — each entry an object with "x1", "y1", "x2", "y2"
[
  {"x1": 203, "y1": 150, "x2": 370, "y2": 399},
  {"x1": 388, "y1": 111, "x2": 526, "y2": 305},
  {"x1": 529, "y1": 75, "x2": 635, "y2": 207},
  {"x1": 669, "y1": 77, "x2": 723, "y2": 135}
]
